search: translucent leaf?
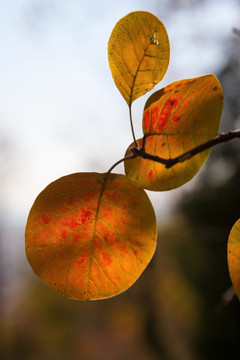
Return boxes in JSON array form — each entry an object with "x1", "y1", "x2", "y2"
[
  {"x1": 125, "y1": 74, "x2": 224, "y2": 191},
  {"x1": 108, "y1": 11, "x2": 170, "y2": 105},
  {"x1": 228, "y1": 218, "x2": 240, "y2": 300},
  {"x1": 25, "y1": 173, "x2": 157, "y2": 300}
]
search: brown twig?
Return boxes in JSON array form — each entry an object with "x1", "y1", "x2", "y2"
[{"x1": 130, "y1": 129, "x2": 240, "y2": 168}]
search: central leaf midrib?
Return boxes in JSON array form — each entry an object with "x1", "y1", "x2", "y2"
[
  {"x1": 129, "y1": 36, "x2": 154, "y2": 105},
  {"x1": 86, "y1": 173, "x2": 109, "y2": 297}
]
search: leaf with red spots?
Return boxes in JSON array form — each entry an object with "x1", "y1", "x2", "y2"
[
  {"x1": 228, "y1": 218, "x2": 240, "y2": 300},
  {"x1": 108, "y1": 11, "x2": 170, "y2": 105},
  {"x1": 25, "y1": 173, "x2": 156, "y2": 300},
  {"x1": 124, "y1": 74, "x2": 224, "y2": 190}
]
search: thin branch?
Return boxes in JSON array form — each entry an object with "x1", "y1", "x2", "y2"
[
  {"x1": 105, "y1": 154, "x2": 137, "y2": 178},
  {"x1": 130, "y1": 130, "x2": 240, "y2": 168},
  {"x1": 165, "y1": 130, "x2": 240, "y2": 168},
  {"x1": 129, "y1": 104, "x2": 139, "y2": 148}
]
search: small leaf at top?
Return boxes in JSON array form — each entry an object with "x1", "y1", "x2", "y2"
[
  {"x1": 108, "y1": 11, "x2": 170, "y2": 105},
  {"x1": 25, "y1": 172, "x2": 157, "y2": 300},
  {"x1": 228, "y1": 218, "x2": 240, "y2": 301},
  {"x1": 124, "y1": 74, "x2": 224, "y2": 191}
]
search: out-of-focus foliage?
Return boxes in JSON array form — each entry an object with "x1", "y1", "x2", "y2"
[
  {"x1": 175, "y1": 37, "x2": 240, "y2": 359},
  {"x1": 25, "y1": 173, "x2": 156, "y2": 300},
  {"x1": 108, "y1": 11, "x2": 170, "y2": 105},
  {"x1": 228, "y1": 218, "x2": 240, "y2": 300},
  {"x1": 125, "y1": 75, "x2": 223, "y2": 190}
]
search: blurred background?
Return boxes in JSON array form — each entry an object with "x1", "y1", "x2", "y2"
[{"x1": 0, "y1": 0, "x2": 240, "y2": 359}]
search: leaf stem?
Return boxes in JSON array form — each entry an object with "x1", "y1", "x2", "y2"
[
  {"x1": 129, "y1": 105, "x2": 139, "y2": 148},
  {"x1": 130, "y1": 129, "x2": 240, "y2": 168},
  {"x1": 105, "y1": 154, "x2": 137, "y2": 178}
]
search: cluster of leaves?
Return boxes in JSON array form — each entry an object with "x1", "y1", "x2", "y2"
[{"x1": 25, "y1": 11, "x2": 240, "y2": 301}]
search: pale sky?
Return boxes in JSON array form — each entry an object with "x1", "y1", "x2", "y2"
[{"x1": 0, "y1": 0, "x2": 239, "y2": 225}]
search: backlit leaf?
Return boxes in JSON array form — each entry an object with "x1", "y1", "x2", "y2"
[
  {"x1": 125, "y1": 74, "x2": 224, "y2": 191},
  {"x1": 108, "y1": 11, "x2": 170, "y2": 105},
  {"x1": 227, "y1": 218, "x2": 240, "y2": 300},
  {"x1": 25, "y1": 173, "x2": 156, "y2": 300}
]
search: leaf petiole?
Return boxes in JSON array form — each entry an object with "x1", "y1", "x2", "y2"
[{"x1": 129, "y1": 105, "x2": 139, "y2": 148}]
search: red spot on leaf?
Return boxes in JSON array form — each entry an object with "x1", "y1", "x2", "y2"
[
  {"x1": 148, "y1": 169, "x2": 154, "y2": 180},
  {"x1": 77, "y1": 258, "x2": 85, "y2": 265},
  {"x1": 134, "y1": 248, "x2": 140, "y2": 255},
  {"x1": 173, "y1": 115, "x2": 180, "y2": 122},
  {"x1": 123, "y1": 204, "x2": 128, "y2": 210},
  {"x1": 156, "y1": 98, "x2": 178, "y2": 131},
  {"x1": 150, "y1": 107, "x2": 160, "y2": 131},
  {"x1": 101, "y1": 251, "x2": 113, "y2": 267},
  {"x1": 144, "y1": 108, "x2": 150, "y2": 131},
  {"x1": 80, "y1": 209, "x2": 92, "y2": 224},
  {"x1": 63, "y1": 218, "x2": 80, "y2": 229},
  {"x1": 147, "y1": 135, "x2": 154, "y2": 144},
  {"x1": 76, "y1": 250, "x2": 89, "y2": 266},
  {"x1": 61, "y1": 230, "x2": 68, "y2": 239},
  {"x1": 42, "y1": 214, "x2": 52, "y2": 225}
]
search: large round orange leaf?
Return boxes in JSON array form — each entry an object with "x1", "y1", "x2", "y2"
[
  {"x1": 108, "y1": 11, "x2": 170, "y2": 105},
  {"x1": 25, "y1": 173, "x2": 157, "y2": 300},
  {"x1": 125, "y1": 74, "x2": 224, "y2": 190},
  {"x1": 227, "y1": 218, "x2": 240, "y2": 300}
]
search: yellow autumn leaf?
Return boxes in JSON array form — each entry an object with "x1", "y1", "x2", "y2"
[
  {"x1": 108, "y1": 11, "x2": 170, "y2": 105},
  {"x1": 25, "y1": 173, "x2": 157, "y2": 300},
  {"x1": 124, "y1": 74, "x2": 224, "y2": 191},
  {"x1": 228, "y1": 218, "x2": 240, "y2": 300}
]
